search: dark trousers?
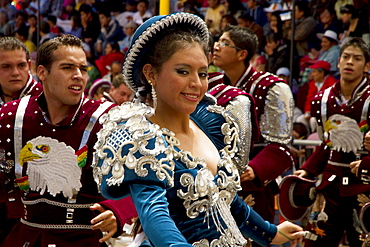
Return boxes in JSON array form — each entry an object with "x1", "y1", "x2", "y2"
[{"x1": 306, "y1": 184, "x2": 362, "y2": 247}]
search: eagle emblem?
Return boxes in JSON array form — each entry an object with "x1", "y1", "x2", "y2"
[
  {"x1": 19, "y1": 136, "x2": 82, "y2": 198},
  {"x1": 323, "y1": 114, "x2": 363, "y2": 153}
]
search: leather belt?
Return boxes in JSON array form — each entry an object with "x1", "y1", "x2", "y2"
[{"x1": 22, "y1": 198, "x2": 95, "y2": 229}]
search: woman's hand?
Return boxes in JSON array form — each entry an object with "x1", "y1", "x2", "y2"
[
  {"x1": 272, "y1": 221, "x2": 305, "y2": 247},
  {"x1": 90, "y1": 203, "x2": 118, "y2": 243}
]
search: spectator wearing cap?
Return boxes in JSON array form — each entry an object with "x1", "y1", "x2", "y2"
[
  {"x1": 339, "y1": 4, "x2": 366, "y2": 43},
  {"x1": 277, "y1": 66, "x2": 299, "y2": 95},
  {"x1": 309, "y1": 7, "x2": 340, "y2": 55},
  {"x1": 317, "y1": 30, "x2": 340, "y2": 77},
  {"x1": 296, "y1": 60, "x2": 337, "y2": 133},
  {"x1": 87, "y1": 79, "x2": 111, "y2": 100},
  {"x1": 119, "y1": 21, "x2": 138, "y2": 54}
]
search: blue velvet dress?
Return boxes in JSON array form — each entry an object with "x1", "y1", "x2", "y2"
[{"x1": 92, "y1": 96, "x2": 277, "y2": 247}]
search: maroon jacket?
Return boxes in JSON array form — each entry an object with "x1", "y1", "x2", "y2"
[
  {"x1": 209, "y1": 65, "x2": 295, "y2": 191},
  {"x1": 0, "y1": 93, "x2": 136, "y2": 246},
  {"x1": 0, "y1": 75, "x2": 42, "y2": 108},
  {"x1": 301, "y1": 78, "x2": 370, "y2": 197}
]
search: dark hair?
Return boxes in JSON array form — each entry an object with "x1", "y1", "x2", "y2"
[
  {"x1": 269, "y1": 11, "x2": 283, "y2": 37},
  {"x1": 295, "y1": 1, "x2": 311, "y2": 18},
  {"x1": 15, "y1": 26, "x2": 29, "y2": 39},
  {"x1": 70, "y1": 14, "x2": 82, "y2": 29},
  {"x1": 340, "y1": 4, "x2": 358, "y2": 18},
  {"x1": 15, "y1": 10, "x2": 28, "y2": 22},
  {"x1": 37, "y1": 34, "x2": 84, "y2": 72},
  {"x1": 221, "y1": 14, "x2": 237, "y2": 27},
  {"x1": 265, "y1": 33, "x2": 281, "y2": 43},
  {"x1": 28, "y1": 14, "x2": 37, "y2": 21},
  {"x1": 340, "y1": 37, "x2": 370, "y2": 64},
  {"x1": 137, "y1": 0, "x2": 149, "y2": 7},
  {"x1": 238, "y1": 13, "x2": 254, "y2": 23},
  {"x1": 79, "y1": 3, "x2": 94, "y2": 14},
  {"x1": 223, "y1": 24, "x2": 258, "y2": 63},
  {"x1": 137, "y1": 27, "x2": 209, "y2": 99},
  {"x1": 40, "y1": 20, "x2": 50, "y2": 33},
  {"x1": 47, "y1": 15, "x2": 57, "y2": 25},
  {"x1": 225, "y1": 0, "x2": 246, "y2": 16},
  {"x1": 98, "y1": 8, "x2": 111, "y2": 18},
  {"x1": 107, "y1": 41, "x2": 120, "y2": 52},
  {"x1": 0, "y1": 36, "x2": 30, "y2": 61}
]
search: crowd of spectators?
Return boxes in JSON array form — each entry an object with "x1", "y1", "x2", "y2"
[{"x1": 1, "y1": 0, "x2": 370, "y2": 142}]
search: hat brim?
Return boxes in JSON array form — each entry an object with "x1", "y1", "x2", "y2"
[
  {"x1": 278, "y1": 175, "x2": 317, "y2": 221},
  {"x1": 317, "y1": 33, "x2": 338, "y2": 43},
  {"x1": 360, "y1": 202, "x2": 370, "y2": 233},
  {"x1": 123, "y1": 13, "x2": 209, "y2": 93}
]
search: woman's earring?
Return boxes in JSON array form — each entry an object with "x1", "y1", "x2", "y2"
[{"x1": 148, "y1": 80, "x2": 157, "y2": 110}]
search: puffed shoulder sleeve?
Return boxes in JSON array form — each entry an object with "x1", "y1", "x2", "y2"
[{"x1": 92, "y1": 103, "x2": 176, "y2": 200}]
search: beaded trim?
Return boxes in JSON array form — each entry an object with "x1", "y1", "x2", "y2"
[
  {"x1": 21, "y1": 218, "x2": 92, "y2": 230},
  {"x1": 123, "y1": 12, "x2": 209, "y2": 92},
  {"x1": 22, "y1": 198, "x2": 94, "y2": 208}
]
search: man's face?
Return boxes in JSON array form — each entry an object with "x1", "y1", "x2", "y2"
[
  {"x1": 338, "y1": 46, "x2": 370, "y2": 84},
  {"x1": 99, "y1": 14, "x2": 110, "y2": 27},
  {"x1": 111, "y1": 63, "x2": 122, "y2": 77},
  {"x1": 310, "y1": 69, "x2": 325, "y2": 82},
  {"x1": 213, "y1": 32, "x2": 243, "y2": 71},
  {"x1": 0, "y1": 49, "x2": 30, "y2": 96},
  {"x1": 38, "y1": 46, "x2": 88, "y2": 107},
  {"x1": 110, "y1": 83, "x2": 132, "y2": 105}
]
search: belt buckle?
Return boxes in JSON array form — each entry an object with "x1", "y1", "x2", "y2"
[{"x1": 66, "y1": 208, "x2": 74, "y2": 224}]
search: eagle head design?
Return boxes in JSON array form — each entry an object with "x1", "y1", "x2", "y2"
[
  {"x1": 19, "y1": 136, "x2": 82, "y2": 198},
  {"x1": 324, "y1": 114, "x2": 363, "y2": 153}
]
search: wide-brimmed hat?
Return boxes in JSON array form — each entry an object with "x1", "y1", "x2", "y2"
[
  {"x1": 123, "y1": 12, "x2": 209, "y2": 93},
  {"x1": 278, "y1": 175, "x2": 317, "y2": 221},
  {"x1": 360, "y1": 202, "x2": 370, "y2": 233},
  {"x1": 317, "y1": 30, "x2": 338, "y2": 43}
]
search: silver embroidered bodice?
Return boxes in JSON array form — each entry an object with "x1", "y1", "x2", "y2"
[{"x1": 92, "y1": 100, "x2": 251, "y2": 246}]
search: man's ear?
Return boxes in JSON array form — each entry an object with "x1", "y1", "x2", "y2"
[
  {"x1": 364, "y1": 62, "x2": 370, "y2": 73},
  {"x1": 37, "y1": 65, "x2": 48, "y2": 82},
  {"x1": 143, "y1": 64, "x2": 156, "y2": 86},
  {"x1": 238, "y1": 50, "x2": 248, "y2": 62}
]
